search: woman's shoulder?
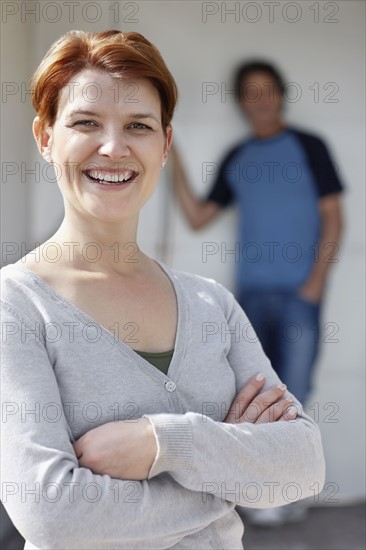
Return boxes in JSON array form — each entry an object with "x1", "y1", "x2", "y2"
[
  {"x1": 1, "y1": 258, "x2": 52, "y2": 315},
  {"x1": 2, "y1": 248, "x2": 60, "y2": 286},
  {"x1": 1, "y1": 258, "x2": 41, "y2": 285},
  {"x1": 158, "y1": 260, "x2": 235, "y2": 308},
  {"x1": 1, "y1": 261, "x2": 31, "y2": 288}
]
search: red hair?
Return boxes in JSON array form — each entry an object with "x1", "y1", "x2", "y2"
[{"x1": 31, "y1": 30, "x2": 178, "y2": 137}]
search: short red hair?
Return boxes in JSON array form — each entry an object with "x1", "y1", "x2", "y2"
[{"x1": 31, "y1": 30, "x2": 178, "y2": 137}]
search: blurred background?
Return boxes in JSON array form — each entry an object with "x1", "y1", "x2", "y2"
[{"x1": 1, "y1": 1, "x2": 365, "y2": 549}]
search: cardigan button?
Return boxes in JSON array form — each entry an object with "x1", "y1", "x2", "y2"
[{"x1": 165, "y1": 380, "x2": 176, "y2": 392}]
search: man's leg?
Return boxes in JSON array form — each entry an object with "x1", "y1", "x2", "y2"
[
  {"x1": 246, "y1": 289, "x2": 322, "y2": 524},
  {"x1": 236, "y1": 288, "x2": 322, "y2": 526},
  {"x1": 238, "y1": 289, "x2": 278, "y2": 370},
  {"x1": 277, "y1": 289, "x2": 322, "y2": 407}
]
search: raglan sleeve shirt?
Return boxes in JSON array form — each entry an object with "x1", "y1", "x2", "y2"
[
  {"x1": 143, "y1": 281, "x2": 326, "y2": 507},
  {"x1": 205, "y1": 130, "x2": 345, "y2": 206}
]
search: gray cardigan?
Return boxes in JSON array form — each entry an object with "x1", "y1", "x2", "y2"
[{"x1": 1, "y1": 261, "x2": 326, "y2": 549}]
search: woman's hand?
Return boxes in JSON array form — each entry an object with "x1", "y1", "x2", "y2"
[
  {"x1": 72, "y1": 375, "x2": 296, "y2": 480},
  {"x1": 224, "y1": 374, "x2": 298, "y2": 424},
  {"x1": 73, "y1": 418, "x2": 158, "y2": 480}
]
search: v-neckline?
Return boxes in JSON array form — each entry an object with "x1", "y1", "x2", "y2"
[{"x1": 5, "y1": 259, "x2": 188, "y2": 384}]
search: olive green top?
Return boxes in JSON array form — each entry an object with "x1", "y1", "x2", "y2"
[{"x1": 133, "y1": 348, "x2": 174, "y2": 375}]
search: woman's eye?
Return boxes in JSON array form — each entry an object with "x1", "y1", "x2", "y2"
[
  {"x1": 73, "y1": 120, "x2": 97, "y2": 127},
  {"x1": 129, "y1": 122, "x2": 152, "y2": 130}
]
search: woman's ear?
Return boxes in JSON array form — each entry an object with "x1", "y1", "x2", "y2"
[
  {"x1": 32, "y1": 116, "x2": 53, "y2": 162},
  {"x1": 162, "y1": 124, "x2": 173, "y2": 164}
]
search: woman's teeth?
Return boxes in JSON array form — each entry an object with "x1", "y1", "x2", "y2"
[{"x1": 85, "y1": 170, "x2": 135, "y2": 185}]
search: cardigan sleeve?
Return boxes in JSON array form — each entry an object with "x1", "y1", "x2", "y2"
[
  {"x1": 0, "y1": 301, "x2": 232, "y2": 550},
  {"x1": 143, "y1": 284, "x2": 326, "y2": 508}
]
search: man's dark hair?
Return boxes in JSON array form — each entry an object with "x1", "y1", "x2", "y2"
[{"x1": 233, "y1": 60, "x2": 286, "y2": 102}]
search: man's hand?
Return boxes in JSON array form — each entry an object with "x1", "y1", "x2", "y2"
[
  {"x1": 297, "y1": 275, "x2": 325, "y2": 304},
  {"x1": 297, "y1": 194, "x2": 343, "y2": 304},
  {"x1": 73, "y1": 418, "x2": 158, "y2": 480},
  {"x1": 224, "y1": 374, "x2": 298, "y2": 424}
]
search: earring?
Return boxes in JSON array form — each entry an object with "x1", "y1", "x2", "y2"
[
  {"x1": 161, "y1": 160, "x2": 166, "y2": 168},
  {"x1": 43, "y1": 151, "x2": 53, "y2": 163}
]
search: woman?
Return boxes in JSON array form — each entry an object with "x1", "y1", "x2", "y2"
[{"x1": 1, "y1": 30, "x2": 326, "y2": 550}]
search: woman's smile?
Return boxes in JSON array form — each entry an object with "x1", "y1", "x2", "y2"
[{"x1": 82, "y1": 167, "x2": 140, "y2": 189}]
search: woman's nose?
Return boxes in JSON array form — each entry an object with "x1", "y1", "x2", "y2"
[{"x1": 98, "y1": 131, "x2": 130, "y2": 159}]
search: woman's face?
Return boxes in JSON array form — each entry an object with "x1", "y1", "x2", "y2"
[{"x1": 34, "y1": 68, "x2": 172, "y2": 224}]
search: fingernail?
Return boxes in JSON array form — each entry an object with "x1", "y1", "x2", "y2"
[
  {"x1": 277, "y1": 383, "x2": 287, "y2": 391},
  {"x1": 256, "y1": 373, "x2": 265, "y2": 381},
  {"x1": 287, "y1": 406, "x2": 297, "y2": 416}
]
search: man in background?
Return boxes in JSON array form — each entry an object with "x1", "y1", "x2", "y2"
[{"x1": 170, "y1": 60, "x2": 344, "y2": 525}]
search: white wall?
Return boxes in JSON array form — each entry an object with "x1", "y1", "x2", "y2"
[
  {"x1": 1, "y1": 0, "x2": 365, "y2": 503},
  {"x1": 1, "y1": 6, "x2": 32, "y2": 261}
]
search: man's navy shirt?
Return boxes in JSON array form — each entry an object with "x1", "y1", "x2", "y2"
[{"x1": 205, "y1": 126, "x2": 345, "y2": 294}]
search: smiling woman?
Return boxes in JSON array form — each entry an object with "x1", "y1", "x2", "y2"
[
  {"x1": 33, "y1": 69, "x2": 169, "y2": 223},
  {"x1": 1, "y1": 30, "x2": 326, "y2": 550}
]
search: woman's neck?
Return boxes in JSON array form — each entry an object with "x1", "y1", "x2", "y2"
[{"x1": 45, "y1": 217, "x2": 149, "y2": 276}]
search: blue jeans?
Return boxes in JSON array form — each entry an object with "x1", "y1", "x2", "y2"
[{"x1": 238, "y1": 288, "x2": 322, "y2": 406}]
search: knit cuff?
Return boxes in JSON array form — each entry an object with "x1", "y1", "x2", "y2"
[{"x1": 142, "y1": 413, "x2": 194, "y2": 479}]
